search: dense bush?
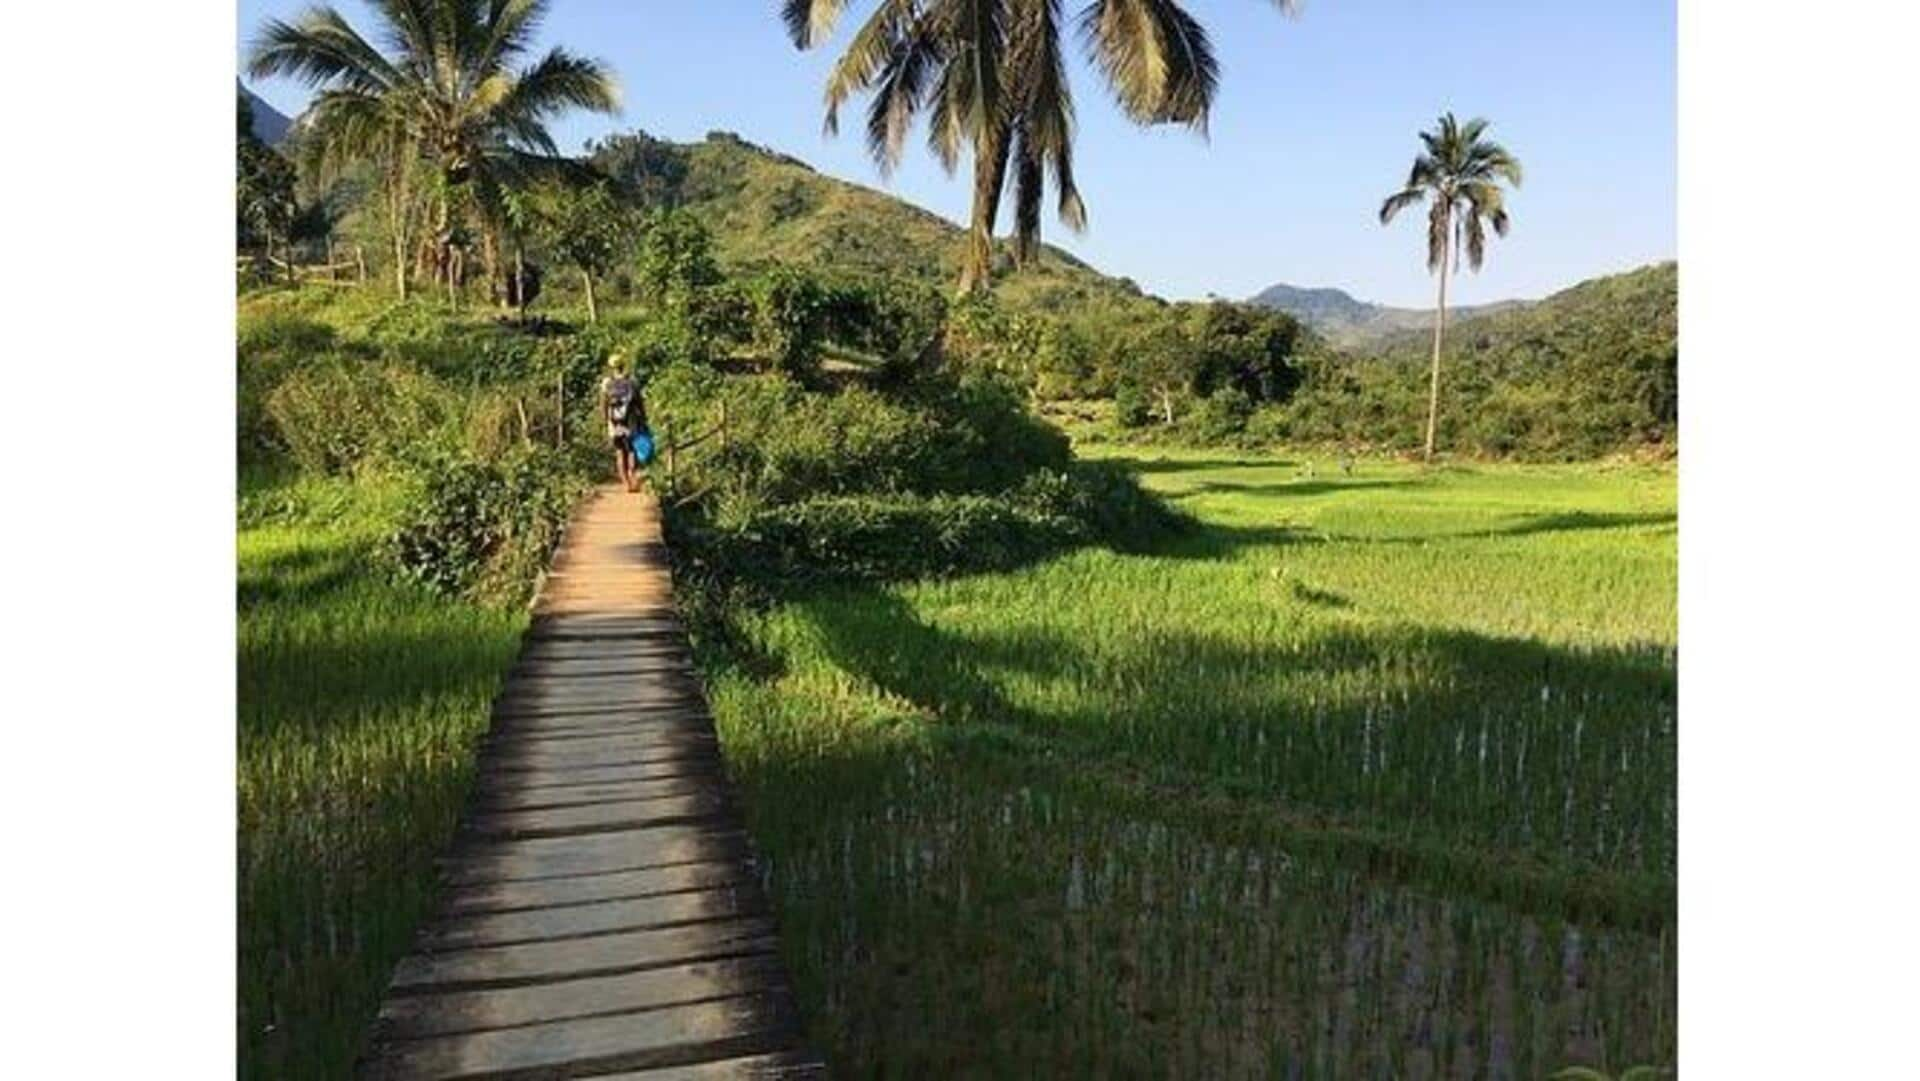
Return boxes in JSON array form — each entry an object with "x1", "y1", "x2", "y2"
[
  {"x1": 383, "y1": 447, "x2": 586, "y2": 603},
  {"x1": 266, "y1": 362, "x2": 456, "y2": 475}
]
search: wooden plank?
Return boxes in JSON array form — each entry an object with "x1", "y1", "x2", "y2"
[
  {"x1": 373, "y1": 956, "x2": 793, "y2": 1040},
  {"x1": 485, "y1": 717, "x2": 713, "y2": 748},
  {"x1": 476, "y1": 757, "x2": 722, "y2": 793},
  {"x1": 419, "y1": 884, "x2": 765, "y2": 950},
  {"x1": 471, "y1": 776, "x2": 714, "y2": 814},
  {"x1": 441, "y1": 859, "x2": 760, "y2": 917},
  {"x1": 439, "y1": 826, "x2": 749, "y2": 886},
  {"x1": 388, "y1": 917, "x2": 780, "y2": 992},
  {"x1": 361, "y1": 488, "x2": 819, "y2": 1077},
  {"x1": 462, "y1": 791, "x2": 734, "y2": 841},
  {"x1": 481, "y1": 736, "x2": 718, "y2": 773},
  {"x1": 510, "y1": 656, "x2": 696, "y2": 680},
  {"x1": 362, "y1": 994, "x2": 804, "y2": 1079},
  {"x1": 598, "y1": 1052, "x2": 828, "y2": 1080}
]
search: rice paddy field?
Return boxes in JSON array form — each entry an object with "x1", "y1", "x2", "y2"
[
  {"x1": 237, "y1": 471, "x2": 526, "y2": 1080},
  {"x1": 699, "y1": 447, "x2": 1677, "y2": 1078}
]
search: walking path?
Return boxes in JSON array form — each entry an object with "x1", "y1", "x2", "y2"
[{"x1": 358, "y1": 486, "x2": 824, "y2": 1080}]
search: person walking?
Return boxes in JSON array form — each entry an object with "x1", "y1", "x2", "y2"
[{"x1": 599, "y1": 354, "x2": 653, "y2": 494}]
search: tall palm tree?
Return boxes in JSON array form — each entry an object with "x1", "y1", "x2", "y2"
[
  {"x1": 1379, "y1": 112, "x2": 1522, "y2": 461},
  {"x1": 784, "y1": 0, "x2": 1293, "y2": 294},
  {"x1": 246, "y1": 0, "x2": 618, "y2": 304}
]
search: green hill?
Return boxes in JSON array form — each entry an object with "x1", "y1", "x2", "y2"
[
  {"x1": 1361, "y1": 261, "x2": 1676, "y2": 364},
  {"x1": 587, "y1": 129, "x2": 1163, "y2": 315},
  {"x1": 1247, "y1": 281, "x2": 1524, "y2": 348},
  {"x1": 1278, "y1": 262, "x2": 1678, "y2": 457}
]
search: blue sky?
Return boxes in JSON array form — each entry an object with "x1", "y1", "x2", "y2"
[{"x1": 235, "y1": 1, "x2": 1674, "y2": 308}]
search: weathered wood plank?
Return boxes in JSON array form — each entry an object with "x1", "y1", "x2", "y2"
[
  {"x1": 361, "y1": 488, "x2": 819, "y2": 1078},
  {"x1": 597, "y1": 1051, "x2": 830, "y2": 1080},
  {"x1": 374, "y1": 956, "x2": 793, "y2": 1040},
  {"x1": 362, "y1": 994, "x2": 803, "y2": 1079},
  {"x1": 440, "y1": 859, "x2": 760, "y2": 916},
  {"x1": 462, "y1": 791, "x2": 734, "y2": 841},
  {"x1": 419, "y1": 884, "x2": 764, "y2": 950},
  {"x1": 389, "y1": 917, "x2": 780, "y2": 992},
  {"x1": 470, "y1": 776, "x2": 714, "y2": 813},
  {"x1": 439, "y1": 826, "x2": 749, "y2": 886}
]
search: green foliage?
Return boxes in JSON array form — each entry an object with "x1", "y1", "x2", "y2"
[
  {"x1": 505, "y1": 182, "x2": 639, "y2": 289},
  {"x1": 672, "y1": 462, "x2": 1179, "y2": 593},
  {"x1": 237, "y1": 100, "x2": 297, "y2": 252},
  {"x1": 635, "y1": 207, "x2": 722, "y2": 312},
  {"x1": 749, "y1": 264, "x2": 830, "y2": 379},
  {"x1": 266, "y1": 362, "x2": 454, "y2": 475},
  {"x1": 1283, "y1": 264, "x2": 1678, "y2": 458},
  {"x1": 695, "y1": 448, "x2": 1676, "y2": 1075},
  {"x1": 383, "y1": 447, "x2": 586, "y2": 603}
]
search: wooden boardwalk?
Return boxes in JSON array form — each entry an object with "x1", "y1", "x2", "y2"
[{"x1": 359, "y1": 486, "x2": 824, "y2": 1080}]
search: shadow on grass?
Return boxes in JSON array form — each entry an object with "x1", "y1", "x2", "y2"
[
  {"x1": 1118, "y1": 455, "x2": 1299, "y2": 475},
  {"x1": 1326, "y1": 510, "x2": 1678, "y2": 546},
  {"x1": 759, "y1": 582, "x2": 1674, "y2": 934}
]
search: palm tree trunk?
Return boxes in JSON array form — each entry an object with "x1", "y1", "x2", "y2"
[
  {"x1": 957, "y1": 129, "x2": 1011, "y2": 295},
  {"x1": 1424, "y1": 221, "x2": 1451, "y2": 463},
  {"x1": 582, "y1": 270, "x2": 598, "y2": 324},
  {"x1": 515, "y1": 248, "x2": 528, "y2": 319},
  {"x1": 390, "y1": 164, "x2": 411, "y2": 301}
]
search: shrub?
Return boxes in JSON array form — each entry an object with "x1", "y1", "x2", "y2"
[
  {"x1": 266, "y1": 362, "x2": 456, "y2": 474},
  {"x1": 383, "y1": 447, "x2": 586, "y2": 602},
  {"x1": 1190, "y1": 386, "x2": 1255, "y2": 444},
  {"x1": 674, "y1": 492, "x2": 1071, "y2": 588}
]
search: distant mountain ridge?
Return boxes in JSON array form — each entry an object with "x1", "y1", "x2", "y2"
[
  {"x1": 238, "y1": 80, "x2": 293, "y2": 145},
  {"x1": 1247, "y1": 281, "x2": 1524, "y2": 347}
]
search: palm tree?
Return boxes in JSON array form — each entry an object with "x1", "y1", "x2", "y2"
[
  {"x1": 246, "y1": 0, "x2": 618, "y2": 304},
  {"x1": 1379, "y1": 112, "x2": 1522, "y2": 461},
  {"x1": 783, "y1": 0, "x2": 1293, "y2": 294}
]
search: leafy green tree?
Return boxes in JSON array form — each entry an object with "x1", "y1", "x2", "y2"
[
  {"x1": 782, "y1": 0, "x2": 1295, "y2": 295},
  {"x1": 635, "y1": 209, "x2": 722, "y2": 313},
  {"x1": 505, "y1": 183, "x2": 637, "y2": 322},
  {"x1": 1379, "y1": 112, "x2": 1523, "y2": 461},
  {"x1": 237, "y1": 94, "x2": 297, "y2": 283},
  {"x1": 246, "y1": 0, "x2": 618, "y2": 303}
]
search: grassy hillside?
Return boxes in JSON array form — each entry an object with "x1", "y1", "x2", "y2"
[
  {"x1": 1259, "y1": 262, "x2": 1678, "y2": 458},
  {"x1": 591, "y1": 130, "x2": 1166, "y2": 316}
]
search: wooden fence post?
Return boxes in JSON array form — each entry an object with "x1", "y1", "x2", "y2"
[{"x1": 356, "y1": 245, "x2": 367, "y2": 284}]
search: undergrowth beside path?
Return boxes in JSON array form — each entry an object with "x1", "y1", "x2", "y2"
[{"x1": 238, "y1": 471, "x2": 524, "y2": 1079}]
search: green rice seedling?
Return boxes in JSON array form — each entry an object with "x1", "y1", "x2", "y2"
[
  {"x1": 695, "y1": 446, "x2": 1675, "y2": 1076},
  {"x1": 238, "y1": 471, "x2": 523, "y2": 1080}
]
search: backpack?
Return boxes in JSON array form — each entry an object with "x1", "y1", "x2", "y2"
[{"x1": 606, "y1": 376, "x2": 636, "y2": 428}]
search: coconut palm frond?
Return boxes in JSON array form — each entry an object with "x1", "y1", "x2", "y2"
[
  {"x1": 784, "y1": 0, "x2": 858, "y2": 48},
  {"x1": 499, "y1": 48, "x2": 619, "y2": 123},
  {"x1": 1379, "y1": 187, "x2": 1423, "y2": 225},
  {"x1": 866, "y1": 29, "x2": 939, "y2": 172},
  {"x1": 247, "y1": 9, "x2": 400, "y2": 93},
  {"x1": 824, "y1": 0, "x2": 923, "y2": 134},
  {"x1": 1079, "y1": 0, "x2": 1218, "y2": 129}
]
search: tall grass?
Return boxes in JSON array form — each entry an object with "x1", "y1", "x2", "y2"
[
  {"x1": 237, "y1": 471, "x2": 524, "y2": 1079},
  {"x1": 697, "y1": 448, "x2": 1677, "y2": 1076}
]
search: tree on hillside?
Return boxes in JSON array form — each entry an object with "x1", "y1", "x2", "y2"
[
  {"x1": 1379, "y1": 112, "x2": 1523, "y2": 461},
  {"x1": 635, "y1": 209, "x2": 722, "y2": 314},
  {"x1": 237, "y1": 94, "x2": 297, "y2": 283},
  {"x1": 782, "y1": 0, "x2": 1295, "y2": 295},
  {"x1": 505, "y1": 182, "x2": 637, "y2": 323},
  {"x1": 246, "y1": 0, "x2": 619, "y2": 305}
]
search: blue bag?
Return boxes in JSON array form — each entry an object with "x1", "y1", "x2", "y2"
[{"x1": 629, "y1": 431, "x2": 656, "y2": 465}]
